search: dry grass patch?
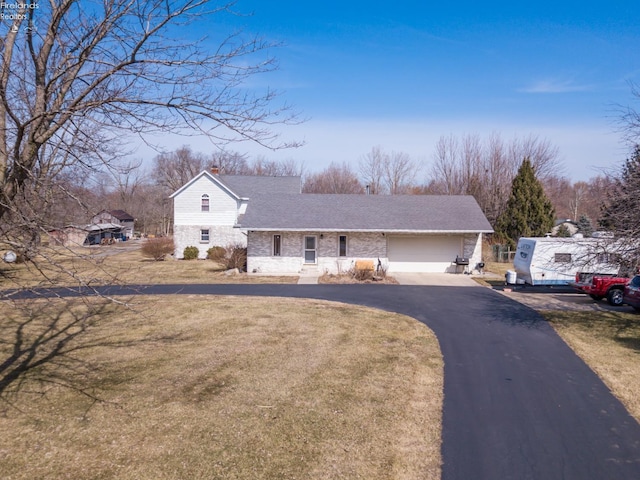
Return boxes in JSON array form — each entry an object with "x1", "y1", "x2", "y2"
[
  {"x1": 0, "y1": 296, "x2": 443, "y2": 480},
  {"x1": 543, "y1": 309, "x2": 640, "y2": 421},
  {"x1": 0, "y1": 244, "x2": 297, "y2": 288}
]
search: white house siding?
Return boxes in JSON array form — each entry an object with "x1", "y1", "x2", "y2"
[
  {"x1": 247, "y1": 231, "x2": 387, "y2": 274},
  {"x1": 173, "y1": 175, "x2": 246, "y2": 258},
  {"x1": 173, "y1": 175, "x2": 239, "y2": 226}
]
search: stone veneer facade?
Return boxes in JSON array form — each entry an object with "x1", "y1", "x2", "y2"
[
  {"x1": 247, "y1": 231, "x2": 484, "y2": 274},
  {"x1": 173, "y1": 225, "x2": 247, "y2": 259},
  {"x1": 248, "y1": 231, "x2": 386, "y2": 274},
  {"x1": 464, "y1": 233, "x2": 484, "y2": 270}
]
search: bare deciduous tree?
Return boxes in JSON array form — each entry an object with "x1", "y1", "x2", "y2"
[
  {"x1": 359, "y1": 146, "x2": 386, "y2": 195},
  {"x1": 358, "y1": 146, "x2": 419, "y2": 195},
  {"x1": 249, "y1": 156, "x2": 303, "y2": 176},
  {"x1": 568, "y1": 181, "x2": 590, "y2": 222},
  {"x1": 427, "y1": 132, "x2": 563, "y2": 225},
  {"x1": 303, "y1": 162, "x2": 364, "y2": 194},
  {"x1": 0, "y1": 1, "x2": 300, "y2": 401},
  {"x1": 542, "y1": 175, "x2": 574, "y2": 220},
  {"x1": 542, "y1": 174, "x2": 613, "y2": 227},
  {"x1": 0, "y1": 0, "x2": 299, "y2": 258},
  {"x1": 384, "y1": 150, "x2": 419, "y2": 194},
  {"x1": 431, "y1": 135, "x2": 462, "y2": 195},
  {"x1": 212, "y1": 150, "x2": 251, "y2": 175},
  {"x1": 151, "y1": 146, "x2": 209, "y2": 193},
  {"x1": 616, "y1": 82, "x2": 640, "y2": 147}
]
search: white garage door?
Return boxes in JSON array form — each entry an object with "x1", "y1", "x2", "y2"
[{"x1": 387, "y1": 235, "x2": 463, "y2": 273}]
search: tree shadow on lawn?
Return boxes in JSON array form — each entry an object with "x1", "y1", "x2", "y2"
[
  {"x1": 0, "y1": 296, "x2": 179, "y2": 414},
  {"x1": 612, "y1": 311, "x2": 640, "y2": 353},
  {"x1": 545, "y1": 308, "x2": 640, "y2": 353},
  {"x1": 615, "y1": 337, "x2": 640, "y2": 352}
]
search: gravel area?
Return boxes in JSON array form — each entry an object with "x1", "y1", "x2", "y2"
[{"x1": 497, "y1": 287, "x2": 636, "y2": 312}]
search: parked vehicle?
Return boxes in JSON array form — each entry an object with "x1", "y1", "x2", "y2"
[
  {"x1": 623, "y1": 275, "x2": 640, "y2": 311},
  {"x1": 513, "y1": 236, "x2": 620, "y2": 285},
  {"x1": 570, "y1": 273, "x2": 630, "y2": 306}
]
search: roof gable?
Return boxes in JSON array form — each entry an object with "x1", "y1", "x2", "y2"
[
  {"x1": 169, "y1": 171, "x2": 301, "y2": 199},
  {"x1": 240, "y1": 194, "x2": 494, "y2": 232},
  {"x1": 169, "y1": 170, "x2": 240, "y2": 199}
]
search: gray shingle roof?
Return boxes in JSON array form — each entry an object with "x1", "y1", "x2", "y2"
[
  {"x1": 218, "y1": 175, "x2": 301, "y2": 197},
  {"x1": 108, "y1": 209, "x2": 134, "y2": 221},
  {"x1": 170, "y1": 171, "x2": 301, "y2": 199},
  {"x1": 239, "y1": 194, "x2": 493, "y2": 232}
]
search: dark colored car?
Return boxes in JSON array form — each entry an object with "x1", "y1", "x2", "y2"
[{"x1": 623, "y1": 275, "x2": 640, "y2": 311}]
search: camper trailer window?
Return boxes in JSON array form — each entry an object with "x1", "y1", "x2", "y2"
[
  {"x1": 596, "y1": 253, "x2": 617, "y2": 264},
  {"x1": 554, "y1": 253, "x2": 572, "y2": 263}
]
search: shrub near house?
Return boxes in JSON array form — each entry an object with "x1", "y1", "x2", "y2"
[
  {"x1": 206, "y1": 244, "x2": 247, "y2": 271},
  {"x1": 141, "y1": 237, "x2": 175, "y2": 261},
  {"x1": 183, "y1": 246, "x2": 199, "y2": 260}
]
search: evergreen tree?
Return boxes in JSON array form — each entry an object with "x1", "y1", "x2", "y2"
[
  {"x1": 600, "y1": 146, "x2": 640, "y2": 234},
  {"x1": 599, "y1": 146, "x2": 640, "y2": 269},
  {"x1": 555, "y1": 224, "x2": 572, "y2": 237},
  {"x1": 576, "y1": 214, "x2": 594, "y2": 237},
  {"x1": 495, "y1": 158, "x2": 555, "y2": 248}
]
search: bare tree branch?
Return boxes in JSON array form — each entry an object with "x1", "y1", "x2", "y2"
[{"x1": 0, "y1": 0, "x2": 301, "y2": 229}]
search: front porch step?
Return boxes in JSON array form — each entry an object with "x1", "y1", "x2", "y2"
[{"x1": 298, "y1": 266, "x2": 320, "y2": 285}]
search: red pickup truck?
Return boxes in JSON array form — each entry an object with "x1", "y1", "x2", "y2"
[{"x1": 570, "y1": 273, "x2": 631, "y2": 306}]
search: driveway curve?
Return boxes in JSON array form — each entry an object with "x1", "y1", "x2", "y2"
[{"x1": 8, "y1": 283, "x2": 640, "y2": 479}]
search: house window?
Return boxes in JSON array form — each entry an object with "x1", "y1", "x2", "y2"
[
  {"x1": 554, "y1": 253, "x2": 571, "y2": 263},
  {"x1": 339, "y1": 235, "x2": 347, "y2": 257},
  {"x1": 273, "y1": 234, "x2": 281, "y2": 256},
  {"x1": 201, "y1": 194, "x2": 209, "y2": 212},
  {"x1": 201, "y1": 229, "x2": 210, "y2": 242}
]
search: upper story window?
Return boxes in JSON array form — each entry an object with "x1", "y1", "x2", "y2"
[{"x1": 201, "y1": 194, "x2": 209, "y2": 212}]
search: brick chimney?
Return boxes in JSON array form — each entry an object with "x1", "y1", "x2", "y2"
[{"x1": 211, "y1": 165, "x2": 219, "y2": 175}]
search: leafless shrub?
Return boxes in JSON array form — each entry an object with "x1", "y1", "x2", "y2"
[
  {"x1": 353, "y1": 267, "x2": 373, "y2": 281},
  {"x1": 224, "y1": 244, "x2": 248, "y2": 271},
  {"x1": 208, "y1": 244, "x2": 247, "y2": 271},
  {"x1": 141, "y1": 237, "x2": 175, "y2": 261},
  {"x1": 207, "y1": 246, "x2": 227, "y2": 262}
]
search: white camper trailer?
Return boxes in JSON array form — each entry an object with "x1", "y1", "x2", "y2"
[{"x1": 513, "y1": 237, "x2": 620, "y2": 285}]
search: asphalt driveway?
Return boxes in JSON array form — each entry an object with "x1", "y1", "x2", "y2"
[
  {"x1": 6, "y1": 283, "x2": 640, "y2": 479},
  {"x1": 392, "y1": 272, "x2": 481, "y2": 286}
]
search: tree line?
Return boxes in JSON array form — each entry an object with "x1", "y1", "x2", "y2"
[{"x1": 47, "y1": 133, "x2": 614, "y2": 246}]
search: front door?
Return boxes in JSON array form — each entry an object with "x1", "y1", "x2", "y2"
[{"x1": 304, "y1": 236, "x2": 317, "y2": 264}]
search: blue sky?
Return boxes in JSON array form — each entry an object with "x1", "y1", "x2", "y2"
[{"x1": 148, "y1": 1, "x2": 640, "y2": 181}]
